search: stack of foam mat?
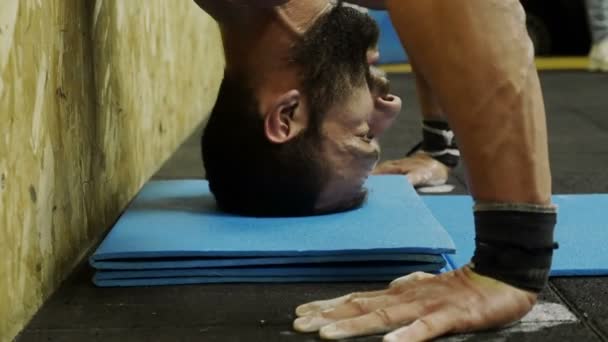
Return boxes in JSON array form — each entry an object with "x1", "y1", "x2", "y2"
[
  {"x1": 90, "y1": 175, "x2": 608, "y2": 287},
  {"x1": 90, "y1": 176, "x2": 456, "y2": 286}
]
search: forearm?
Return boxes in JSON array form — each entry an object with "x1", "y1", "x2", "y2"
[{"x1": 386, "y1": 0, "x2": 552, "y2": 205}]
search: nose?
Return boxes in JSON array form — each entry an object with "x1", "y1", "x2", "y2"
[
  {"x1": 369, "y1": 94, "x2": 402, "y2": 138},
  {"x1": 367, "y1": 49, "x2": 379, "y2": 65}
]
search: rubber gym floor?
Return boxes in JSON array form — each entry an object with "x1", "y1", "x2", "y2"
[{"x1": 16, "y1": 66, "x2": 608, "y2": 341}]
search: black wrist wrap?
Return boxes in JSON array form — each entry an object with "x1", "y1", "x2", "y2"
[
  {"x1": 407, "y1": 120, "x2": 460, "y2": 167},
  {"x1": 471, "y1": 208, "x2": 558, "y2": 293}
]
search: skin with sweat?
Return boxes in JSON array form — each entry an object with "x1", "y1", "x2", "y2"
[
  {"x1": 193, "y1": 0, "x2": 552, "y2": 340},
  {"x1": 296, "y1": 1, "x2": 552, "y2": 341}
]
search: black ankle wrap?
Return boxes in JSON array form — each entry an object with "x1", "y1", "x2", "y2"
[
  {"x1": 407, "y1": 120, "x2": 460, "y2": 167},
  {"x1": 471, "y1": 205, "x2": 558, "y2": 293}
]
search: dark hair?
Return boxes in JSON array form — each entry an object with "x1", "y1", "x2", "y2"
[{"x1": 201, "y1": 75, "x2": 328, "y2": 217}]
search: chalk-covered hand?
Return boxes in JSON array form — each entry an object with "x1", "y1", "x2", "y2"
[
  {"x1": 293, "y1": 267, "x2": 536, "y2": 341},
  {"x1": 373, "y1": 152, "x2": 450, "y2": 187}
]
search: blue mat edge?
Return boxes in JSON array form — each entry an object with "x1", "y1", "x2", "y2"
[
  {"x1": 90, "y1": 248, "x2": 455, "y2": 263},
  {"x1": 91, "y1": 253, "x2": 445, "y2": 270},
  {"x1": 424, "y1": 194, "x2": 608, "y2": 277},
  {"x1": 94, "y1": 263, "x2": 445, "y2": 280},
  {"x1": 93, "y1": 275, "x2": 404, "y2": 287}
]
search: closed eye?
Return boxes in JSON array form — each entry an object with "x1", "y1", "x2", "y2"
[{"x1": 359, "y1": 131, "x2": 375, "y2": 143}]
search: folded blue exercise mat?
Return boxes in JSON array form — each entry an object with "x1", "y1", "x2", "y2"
[
  {"x1": 92, "y1": 259, "x2": 451, "y2": 287},
  {"x1": 93, "y1": 275, "x2": 403, "y2": 287},
  {"x1": 90, "y1": 175, "x2": 455, "y2": 286},
  {"x1": 423, "y1": 194, "x2": 608, "y2": 276},
  {"x1": 93, "y1": 262, "x2": 445, "y2": 281},
  {"x1": 92, "y1": 253, "x2": 443, "y2": 270}
]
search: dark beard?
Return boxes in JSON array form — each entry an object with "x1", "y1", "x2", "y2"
[{"x1": 291, "y1": 3, "x2": 380, "y2": 122}]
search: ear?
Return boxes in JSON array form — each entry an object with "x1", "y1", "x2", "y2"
[{"x1": 264, "y1": 89, "x2": 306, "y2": 143}]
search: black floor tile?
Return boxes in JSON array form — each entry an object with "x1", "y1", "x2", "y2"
[{"x1": 551, "y1": 278, "x2": 608, "y2": 339}]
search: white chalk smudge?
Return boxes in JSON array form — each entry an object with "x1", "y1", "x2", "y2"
[
  {"x1": 523, "y1": 302, "x2": 578, "y2": 322},
  {"x1": 440, "y1": 302, "x2": 578, "y2": 341}
]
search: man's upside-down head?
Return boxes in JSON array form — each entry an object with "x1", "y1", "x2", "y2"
[{"x1": 202, "y1": 1, "x2": 401, "y2": 216}]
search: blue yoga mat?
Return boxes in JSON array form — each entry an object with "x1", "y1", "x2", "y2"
[
  {"x1": 94, "y1": 262, "x2": 445, "y2": 281},
  {"x1": 90, "y1": 176, "x2": 455, "y2": 286},
  {"x1": 423, "y1": 194, "x2": 608, "y2": 276},
  {"x1": 93, "y1": 261, "x2": 452, "y2": 286},
  {"x1": 91, "y1": 175, "x2": 454, "y2": 260},
  {"x1": 92, "y1": 253, "x2": 443, "y2": 270},
  {"x1": 93, "y1": 275, "x2": 403, "y2": 287}
]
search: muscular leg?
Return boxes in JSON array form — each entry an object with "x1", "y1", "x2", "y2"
[{"x1": 386, "y1": 0, "x2": 552, "y2": 204}]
